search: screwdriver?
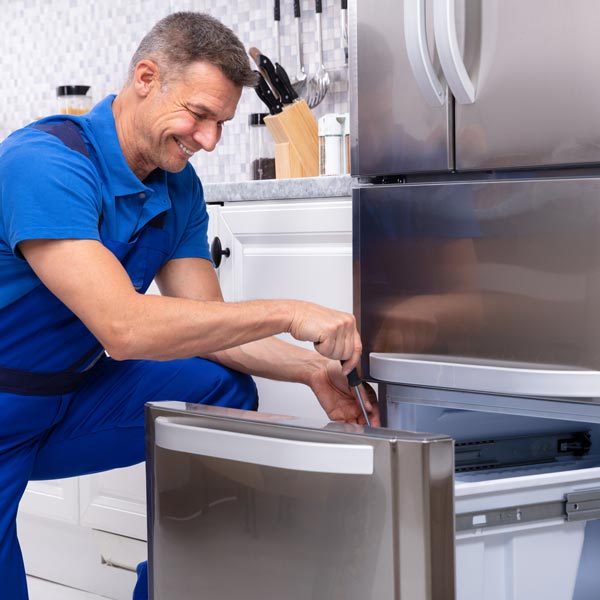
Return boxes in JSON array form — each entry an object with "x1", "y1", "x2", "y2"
[{"x1": 341, "y1": 362, "x2": 371, "y2": 426}]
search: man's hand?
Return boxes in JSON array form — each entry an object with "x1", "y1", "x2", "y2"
[
  {"x1": 308, "y1": 360, "x2": 380, "y2": 426},
  {"x1": 287, "y1": 301, "x2": 362, "y2": 373}
]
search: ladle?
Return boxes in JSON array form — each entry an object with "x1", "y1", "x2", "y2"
[
  {"x1": 291, "y1": 0, "x2": 307, "y2": 96},
  {"x1": 306, "y1": 0, "x2": 330, "y2": 108}
]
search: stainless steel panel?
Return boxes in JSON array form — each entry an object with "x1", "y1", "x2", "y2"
[
  {"x1": 146, "y1": 402, "x2": 455, "y2": 600},
  {"x1": 350, "y1": 0, "x2": 451, "y2": 177},
  {"x1": 371, "y1": 353, "x2": 600, "y2": 397},
  {"x1": 355, "y1": 179, "x2": 600, "y2": 384},
  {"x1": 456, "y1": 0, "x2": 600, "y2": 170}
]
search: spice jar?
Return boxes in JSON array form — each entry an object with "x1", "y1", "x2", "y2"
[
  {"x1": 56, "y1": 85, "x2": 92, "y2": 115},
  {"x1": 318, "y1": 113, "x2": 345, "y2": 176},
  {"x1": 249, "y1": 113, "x2": 276, "y2": 180},
  {"x1": 341, "y1": 112, "x2": 351, "y2": 174}
]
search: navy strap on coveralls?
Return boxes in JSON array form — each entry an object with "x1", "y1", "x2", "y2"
[{"x1": 0, "y1": 121, "x2": 258, "y2": 600}]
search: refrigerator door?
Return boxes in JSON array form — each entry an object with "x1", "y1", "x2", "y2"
[
  {"x1": 354, "y1": 178, "x2": 600, "y2": 395},
  {"x1": 146, "y1": 402, "x2": 455, "y2": 600},
  {"x1": 453, "y1": 0, "x2": 600, "y2": 170},
  {"x1": 350, "y1": 0, "x2": 452, "y2": 177}
]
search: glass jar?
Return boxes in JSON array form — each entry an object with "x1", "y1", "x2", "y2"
[
  {"x1": 249, "y1": 113, "x2": 276, "y2": 180},
  {"x1": 318, "y1": 113, "x2": 345, "y2": 176},
  {"x1": 56, "y1": 85, "x2": 92, "y2": 115}
]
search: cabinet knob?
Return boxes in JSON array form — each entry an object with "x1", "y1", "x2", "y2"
[{"x1": 210, "y1": 236, "x2": 231, "y2": 268}]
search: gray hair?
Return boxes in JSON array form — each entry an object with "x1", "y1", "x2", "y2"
[{"x1": 127, "y1": 12, "x2": 258, "y2": 88}]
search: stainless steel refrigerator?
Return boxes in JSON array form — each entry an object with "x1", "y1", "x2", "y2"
[
  {"x1": 146, "y1": 2, "x2": 600, "y2": 599},
  {"x1": 352, "y1": 0, "x2": 600, "y2": 598}
]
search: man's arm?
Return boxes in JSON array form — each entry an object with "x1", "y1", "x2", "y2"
[
  {"x1": 155, "y1": 256, "x2": 380, "y2": 425},
  {"x1": 19, "y1": 238, "x2": 362, "y2": 370}
]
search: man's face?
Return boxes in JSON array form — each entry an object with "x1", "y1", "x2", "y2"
[{"x1": 135, "y1": 61, "x2": 242, "y2": 177}]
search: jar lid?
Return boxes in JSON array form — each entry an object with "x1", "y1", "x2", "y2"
[
  {"x1": 248, "y1": 113, "x2": 269, "y2": 126},
  {"x1": 318, "y1": 113, "x2": 344, "y2": 136},
  {"x1": 56, "y1": 85, "x2": 91, "y2": 97}
]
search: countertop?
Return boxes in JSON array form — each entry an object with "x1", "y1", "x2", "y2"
[{"x1": 203, "y1": 175, "x2": 353, "y2": 203}]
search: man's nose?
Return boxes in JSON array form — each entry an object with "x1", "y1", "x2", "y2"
[{"x1": 193, "y1": 122, "x2": 221, "y2": 152}]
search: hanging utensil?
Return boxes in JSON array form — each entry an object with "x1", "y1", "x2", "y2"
[
  {"x1": 341, "y1": 0, "x2": 348, "y2": 65},
  {"x1": 274, "y1": 0, "x2": 281, "y2": 64},
  {"x1": 291, "y1": 0, "x2": 307, "y2": 96},
  {"x1": 306, "y1": 0, "x2": 330, "y2": 108}
]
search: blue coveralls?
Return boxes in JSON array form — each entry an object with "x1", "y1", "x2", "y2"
[{"x1": 0, "y1": 120, "x2": 258, "y2": 599}]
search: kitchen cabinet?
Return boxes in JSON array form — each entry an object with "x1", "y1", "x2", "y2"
[
  {"x1": 214, "y1": 198, "x2": 353, "y2": 422},
  {"x1": 17, "y1": 194, "x2": 352, "y2": 599}
]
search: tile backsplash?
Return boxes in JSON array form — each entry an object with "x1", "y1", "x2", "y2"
[{"x1": 0, "y1": 0, "x2": 349, "y2": 184}]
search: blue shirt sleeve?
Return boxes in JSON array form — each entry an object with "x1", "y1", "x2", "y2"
[
  {"x1": 166, "y1": 166, "x2": 212, "y2": 262},
  {"x1": 0, "y1": 128, "x2": 102, "y2": 255}
]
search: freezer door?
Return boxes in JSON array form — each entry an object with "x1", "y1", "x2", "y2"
[
  {"x1": 146, "y1": 402, "x2": 455, "y2": 600},
  {"x1": 453, "y1": 0, "x2": 600, "y2": 170},
  {"x1": 350, "y1": 0, "x2": 451, "y2": 177},
  {"x1": 354, "y1": 178, "x2": 600, "y2": 396}
]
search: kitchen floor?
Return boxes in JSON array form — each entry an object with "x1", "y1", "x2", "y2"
[{"x1": 28, "y1": 577, "x2": 109, "y2": 600}]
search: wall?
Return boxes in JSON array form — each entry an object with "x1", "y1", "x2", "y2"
[{"x1": 0, "y1": 0, "x2": 349, "y2": 184}]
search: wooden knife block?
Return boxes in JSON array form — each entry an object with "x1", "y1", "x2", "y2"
[{"x1": 264, "y1": 100, "x2": 318, "y2": 179}]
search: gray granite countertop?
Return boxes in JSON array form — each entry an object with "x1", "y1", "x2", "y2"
[{"x1": 203, "y1": 175, "x2": 353, "y2": 203}]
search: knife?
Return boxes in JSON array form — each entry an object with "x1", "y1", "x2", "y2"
[
  {"x1": 341, "y1": 362, "x2": 372, "y2": 426},
  {"x1": 275, "y1": 62, "x2": 300, "y2": 104},
  {"x1": 253, "y1": 70, "x2": 283, "y2": 115},
  {"x1": 249, "y1": 47, "x2": 295, "y2": 105}
]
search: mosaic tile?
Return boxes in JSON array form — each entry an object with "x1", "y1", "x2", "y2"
[{"x1": 0, "y1": 0, "x2": 349, "y2": 183}]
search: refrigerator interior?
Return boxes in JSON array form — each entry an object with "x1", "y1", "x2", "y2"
[{"x1": 388, "y1": 390, "x2": 600, "y2": 600}]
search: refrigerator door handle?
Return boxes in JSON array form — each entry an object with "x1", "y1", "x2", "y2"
[
  {"x1": 433, "y1": 0, "x2": 475, "y2": 104},
  {"x1": 155, "y1": 417, "x2": 374, "y2": 475},
  {"x1": 371, "y1": 353, "x2": 600, "y2": 398},
  {"x1": 404, "y1": 0, "x2": 446, "y2": 106}
]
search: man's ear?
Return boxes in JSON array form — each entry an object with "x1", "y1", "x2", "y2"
[{"x1": 132, "y1": 60, "x2": 161, "y2": 97}]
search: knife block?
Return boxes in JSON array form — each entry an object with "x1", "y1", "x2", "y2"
[{"x1": 264, "y1": 100, "x2": 318, "y2": 179}]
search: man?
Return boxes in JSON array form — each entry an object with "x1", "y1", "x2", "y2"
[{"x1": 0, "y1": 11, "x2": 378, "y2": 599}]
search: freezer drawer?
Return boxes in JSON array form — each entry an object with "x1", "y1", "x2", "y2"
[
  {"x1": 354, "y1": 178, "x2": 600, "y2": 390},
  {"x1": 146, "y1": 402, "x2": 455, "y2": 600}
]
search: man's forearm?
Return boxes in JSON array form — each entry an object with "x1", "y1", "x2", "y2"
[{"x1": 205, "y1": 337, "x2": 328, "y2": 386}]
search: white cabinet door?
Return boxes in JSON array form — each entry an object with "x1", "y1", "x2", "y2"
[
  {"x1": 19, "y1": 479, "x2": 79, "y2": 523},
  {"x1": 216, "y1": 199, "x2": 352, "y2": 423},
  {"x1": 79, "y1": 463, "x2": 147, "y2": 541}
]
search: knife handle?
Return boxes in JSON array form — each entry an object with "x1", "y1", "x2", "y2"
[
  {"x1": 316, "y1": 0, "x2": 322, "y2": 14},
  {"x1": 275, "y1": 62, "x2": 299, "y2": 102},
  {"x1": 274, "y1": 0, "x2": 280, "y2": 21},
  {"x1": 294, "y1": 0, "x2": 301, "y2": 18}
]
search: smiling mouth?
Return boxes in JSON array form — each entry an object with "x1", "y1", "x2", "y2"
[{"x1": 174, "y1": 137, "x2": 195, "y2": 157}]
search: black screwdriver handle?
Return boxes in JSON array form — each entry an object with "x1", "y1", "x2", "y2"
[
  {"x1": 274, "y1": 0, "x2": 280, "y2": 21},
  {"x1": 316, "y1": 0, "x2": 323, "y2": 14},
  {"x1": 340, "y1": 361, "x2": 362, "y2": 387},
  {"x1": 294, "y1": 0, "x2": 301, "y2": 18}
]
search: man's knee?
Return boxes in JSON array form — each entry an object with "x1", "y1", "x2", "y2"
[
  {"x1": 184, "y1": 360, "x2": 258, "y2": 411},
  {"x1": 211, "y1": 368, "x2": 258, "y2": 411}
]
